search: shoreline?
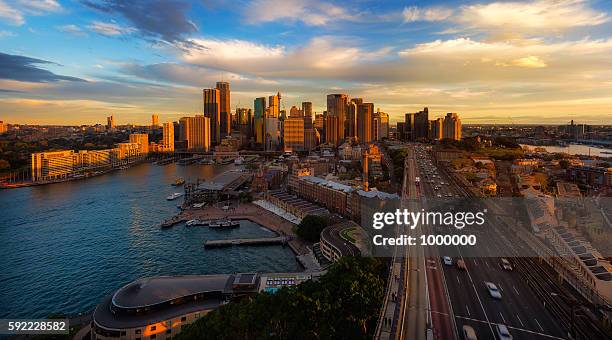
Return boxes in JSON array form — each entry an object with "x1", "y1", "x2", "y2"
[{"x1": 174, "y1": 202, "x2": 312, "y2": 259}]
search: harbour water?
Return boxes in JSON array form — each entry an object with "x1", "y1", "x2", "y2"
[
  {"x1": 0, "y1": 163, "x2": 300, "y2": 319},
  {"x1": 520, "y1": 144, "x2": 611, "y2": 158}
]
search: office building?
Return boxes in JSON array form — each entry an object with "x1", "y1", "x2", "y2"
[
  {"x1": 254, "y1": 97, "x2": 266, "y2": 145},
  {"x1": 326, "y1": 94, "x2": 348, "y2": 144},
  {"x1": 414, "y1": 107, "x2": 429, "y2": 140},
  {"x1": 373, "y1": 109, "x2": 389, "y2": 141},
  {"x1": 443, "y1": 112, "x2": 462, "y2": 140},
  {"x1": 404, "y1": 113, "x2": 415, "y2": 141},
  {"x1": 302, "y1": 102, "x2": 312, "y2": 117},
  {"x1": 265, "y1": 117, "x2": 280, "y2": 150},
  {"x1": 325, "y1": 115, "x2": 341, "y2": 146},
  {"x1": 268, "y1": 93, "x2": 280, "y2": 118},
  {"x1": 0, "y1": 120, "x2": 6, "y2": 134},
  {"x1": 129, "y1": 133, "x2": 149, "y2": 155},
  {"x1": 216, "y1": 82, "x2": 231, "y2": 139},
  {"x1": 289, "y1": 106, "x2": 302, "y2": 117},
  {"x1": 357, "y1": 103, "x2": 374, "y2": 144},
  {"x1": 396, "y1": 122, "x2": 405, "y2": 140},
  {"x1": 179, "y1": 116, "x2": 211, "y2": 151},
  {"x1": 430, "y1": 118, "x2": 443, "y2": 140},
  {"x1": 162, "y1": 122, "x2": 174, "y2": 152},
  {"x1": 236, "y1": 108, "x2": 252, "y2": 146},
  {"x1": 314, "y1": 114, "x2": 324, "y2": 130},
  {"x1": 31, "y1": 150, "x2": 76, "y2": 182},
  {"x1": 151, "y1": 114, "x2": 159, "y2": 128},
  {"x1": 283, "y1": 117, "x2": 305, "y2": 152},
  {"x1": 106, "y1": 115, "x2": 116, "y2": 130},
  {"x1": 203, "y1": 88, "x2": 221, "y2": 145},
  {"x1": 347, "y1": 98, "x2": 361, "y2": 138}
]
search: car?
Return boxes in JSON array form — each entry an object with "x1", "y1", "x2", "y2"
[
  {"x1": 496, "y1": 324, "x2": 512, "y2": 340},
  {"x1": 500, "y1": 258, "x2": 513, "y2": 271},
  {"x1": 485, "y1": 282, "x2": 502, "y2": 299},
  {"x1": 443, "y1": 256, "x2": 453, "y2": 266},
  {"x1": 462, "y1": 325, "x2": 477, "y2": 340},
  {"x1": 457, "y1": 259, "x2": 467, "y2": 270}
]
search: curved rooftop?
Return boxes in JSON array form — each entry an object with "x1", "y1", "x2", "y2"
[{"x1": 112, "y1": 275, "x2": 233, "y2": 309}]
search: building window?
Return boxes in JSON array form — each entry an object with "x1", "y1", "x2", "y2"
[{"x1": 135, "y1": 330, "x2": 141, "y2": 335}]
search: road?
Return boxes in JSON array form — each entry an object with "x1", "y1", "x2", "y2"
[{"x1": 413, "y1": 144, "x2": 567, "y2": 340}]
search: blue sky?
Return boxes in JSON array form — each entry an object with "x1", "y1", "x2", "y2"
[{"x1": 1, "y1": 0, "x2": 612, "y2": 125}]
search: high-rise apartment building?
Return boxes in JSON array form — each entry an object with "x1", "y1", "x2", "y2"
[
  {"x1": 162, "y1": 122, "x2": 174, "y2": 152},
  {"x1": 216, "y1": 82, "x2": 231, "y2": 139},
  {"x1": 203, "y1": 88, "x2": 221, "y2": 145},
  {"x1": 430, "y1": 118, "x2": 443, "y2": 140},
  {"x1": 31, "y1": 150, "x2": 75, "y2": 182},
  {"x1": 106, "y1": 115, "x2": 115, "y2": 130},
  {"x1": 283, "y1": 117, "x2": 305, "y2": 152},
  {"x1": 254, "y1": 97, "x2": 266, "y2": 145},
  {"x1": 129, "y1": 133, "x2": 149, "y2": 155},
  {"x1": 179, "y1": 116, "x2": 211, "y2": 151},
  {"x1": 0, "y1": 120, "x2": 7, "y2": 134},
  {"x1": 357, "y1": 103, "x2": 374, "y2": 144},
  {"x1": 443, "y1": 112, "x2": 462, "y2": 140},
  {"x1": 151, "y1": 114, "x2": 159, "y2": 128},
  {"x1": 326, "y1": 94, "x2": 348, "y2": 144}
]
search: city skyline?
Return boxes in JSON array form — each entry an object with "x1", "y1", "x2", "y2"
[{"x1": 1, "y1": 0, "x2": 612, "y2": 125}]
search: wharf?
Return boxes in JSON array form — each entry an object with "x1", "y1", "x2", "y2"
[
  {"x1": 204, "y1": 236, "x2": 289, "y2": 248},
  {"x1": 160, "y1": 217, "x2": 186, "y2": 228}
]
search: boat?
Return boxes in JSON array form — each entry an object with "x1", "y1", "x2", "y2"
[
  {"x1": 172, "y1": 178, "x2": 185, "y2": 186},
  {"x1": 208, "y1": 222, "x2": 220, "y2": 228},
  {"x1": 602, "y1": 151, "x2": 612, "y2": 155},
  {"x1": 192, "y1": 202, "x2": 206, "y2": 208},
  {"x1": 186, "y1": 219, "x2": 210, "y2": 227},
  {"x1": 230, "y1": 220, "x2": 240, "y2": 227},
  {"x1": 166, "y1": 192, "x2": 183, "y2": 200}
]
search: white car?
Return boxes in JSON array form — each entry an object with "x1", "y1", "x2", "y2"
[
  {"x1": 443, "y1": 256, "x2": 453, "y2": 266},
  {"x1": 485, "y1": 282, "x2": 502, "y2": 299},
  {"x1": 496, "y1": 324, "x2": 512, "y2": 340}
]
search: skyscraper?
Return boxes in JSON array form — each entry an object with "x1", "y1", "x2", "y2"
[
  {"x1": 314, "y1": 114, "x2": 324, "y2": 130},
  {"x1": 268, "y1": 93, "x2": 280, "y2": 118},
  {"x1": 289, "y1": 106, "x2": 302, "y2": 117},
  {"x1": 203, "y1": 88, "x2": 221, "y2": 145},
  {"x1": 373, "y1": 109, "x2": 389, "y2": 141},
  {"x1": 357, "y1": 102, "x2": 374, "y2": 144},
  {"x1": 216, "y1": 82, "x2": 231, "y2": 139},
  {"x1": 106, "y1": 115, "x2": 115, "y2": 130},
  {"x1": 443, "y1": 112, "x2": 462, "y2": 140},
  {"x1": 326, "y1": 94, "x2": 348, "y2": 144},
  {"x1": 151, "y1": 114, "x2": 159, "y2": 128},
  {"x1": 236, "y1": 108, "x2": 251, "y2": 146},
  {"x1": 430, "y1": 118, "x2": 443, "y2": 140},
  {"x1": 347, "y1": 98, "x2": 362, "y2": 138},
  {"x1": 254, "y1": 97, "x2": 266, "y2": 145},
  {"x1": 325, "y1": 115, "x2": 340, "y2": 146},
  {"x1": 301, "y1": 102, "x2": 312, "y2": 117},
  {"x1": 179, "y1": 115, "x2": 211, "y2": 151},
  {"x1": 0, "y1": 120, "x2": 7, "y2": 134},
  {"x1": 414, "y1": 107, "x2": 429, "y2": 140},
  {"x1": 404, "y1": 113, "x2": 415, "y2": 141},
  {"x1": 162, "y1": 122, "x2": 174, "y2": 152}
]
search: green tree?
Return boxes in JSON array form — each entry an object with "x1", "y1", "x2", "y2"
[{"x1": 295, "y1": 215, "x2": 329, "y2": 242}]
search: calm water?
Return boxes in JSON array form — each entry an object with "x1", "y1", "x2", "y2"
[
  {"x1": 0, "y1": 163, "x2": 300, "y2": 319},
  {"x1": 521, "y1": 144, "x2": 611, "y2": 158}
]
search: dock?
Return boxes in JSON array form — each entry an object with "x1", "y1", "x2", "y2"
[
  {"x1": 160, "y1": 217, "x2": 186, "y2": 228},
  {"x1": 204, "y1": 236, "x2": 289, "y2": 248}
]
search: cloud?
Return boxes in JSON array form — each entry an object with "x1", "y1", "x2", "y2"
[
  {"x1": 0, "y1": 29, "x2": 15, "y2": 37},
  {"x1": 0, "y1": 52, "x2": 86, "y2": 83},
  {"x1": 81, "y1": 0, "x2": 197, "y2": 44},
  {"x1": 243, "y1": 0, "x2": 357, "y2": 26},
  {"x1": 0, "y1": 0, "x2": 24, "y2": 25},
  {"x1": 458, "y1": 0, "x2": 609, "y2": 33},
  {"x1": 509, "y1": 56, "x2": 548, "y2": 68},
  {"x1": 402, "y1": 6, "x2": 453, "y2": 22},
  {"x1": 16, "y1": 0, "x2": 62, "y2": 13},
  {"x1": 88, "y1": 21, "x2": 134, "y2": 36},
  {"x1": 57, "y1": 24, "x2": 87, "y2": 36}
]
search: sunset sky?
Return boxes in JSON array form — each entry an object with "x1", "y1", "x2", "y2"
[{"x1": 1, "y1": 0, "x2": 612, "y2": 125}]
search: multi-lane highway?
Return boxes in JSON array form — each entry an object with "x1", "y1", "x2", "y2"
[{"x1": 410, "y1": 144, "x2": 567, "y2": 340}]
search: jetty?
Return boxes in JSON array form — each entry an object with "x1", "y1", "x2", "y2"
[
  {"x1": 160, "y1": 216, "x2": 186, "y2": 228},
  {"x1": 204, "y1": 236, "x2": 289, "y2": 248}
]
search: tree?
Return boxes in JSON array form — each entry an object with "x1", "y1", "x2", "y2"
[
  {"x1": 559, "y1": 159, "x2": 570, "y2": 169},
  {"x1": 295, "y1": 215, "x2": 328, "y2": 242}
]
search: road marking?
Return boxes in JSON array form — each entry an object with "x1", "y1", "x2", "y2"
[
  {"x1": 473, "y1": 259, "x2": 479, "y2": 266},
  {"x1": 454, "y1": 316, "x2": 564, "y2": 340},
  {"x1": 498, "y1": 283, "x2": 503, "y2": 293},
  {"x1": 535, "y1": 318, "x2": 544, "y2": 332},
  {"x1": 465, "y1": 305, "x2": 470, "y2": 316},
  {"x1": 516, "y1": 314, "x2": 525, "y2": 327},
  {"x1": 485, "y1": 259, "x2": 491, "y2": 269},
  {"x1": 499, "y1": 312, "x2": 506, "y2": 324},
  {"x1": 513, "y1": 285, "x2": 520, "y2": 296},
  {"x1": 456, "y1": 276, "x2": 460, "y2": 285}
]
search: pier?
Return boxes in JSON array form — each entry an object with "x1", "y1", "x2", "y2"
[
  {"x1": 204, "y1": 236, "x2": 289, "y2": 248},
  {"x1": 160, "y1": 217, "x2": 186, "y2": 228}
]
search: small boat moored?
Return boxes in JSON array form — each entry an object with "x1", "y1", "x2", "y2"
[{"x1": 166, "y1": 192, "x2": 183, "y2": 200}]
